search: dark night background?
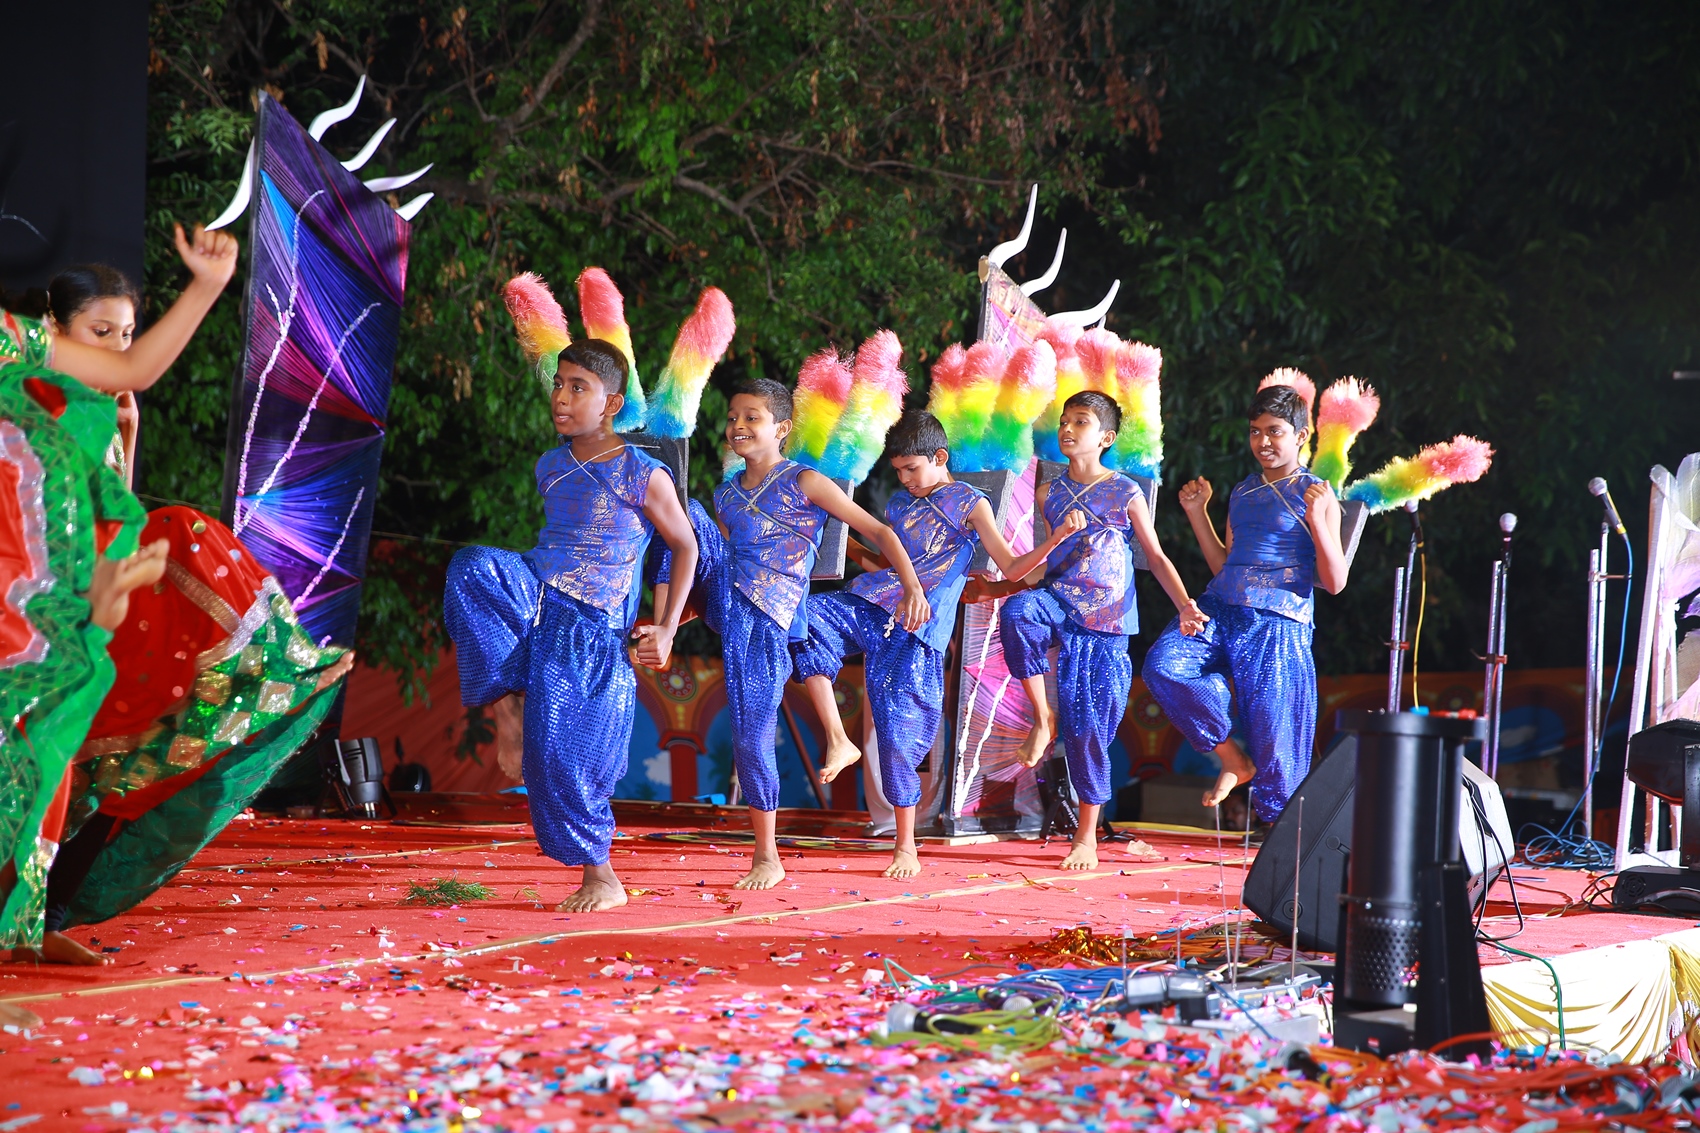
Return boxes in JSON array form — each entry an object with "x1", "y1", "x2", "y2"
[{"x1": 93, "y1": 1, "x2": 1700, "y2": 698}]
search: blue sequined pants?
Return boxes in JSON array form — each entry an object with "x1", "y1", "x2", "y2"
[
  {"x1": 791, "y1": 590, "x2": 943, "y2": 809},
  {"x1": 663, "y1": 502, "x2": 792, "y2": 813},
  {"x1": 999, "y1": 587, "x2": 1131, "y2": 807},
  {"x1": 1141, "y1": 593, "x2": 1315, "y2": 822},
  {"x1": 445, "y1": 547, "x2": 633, "y2": 866}
]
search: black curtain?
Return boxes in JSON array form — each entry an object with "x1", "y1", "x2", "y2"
[{"x1": 0, "y1": 1, "x2": 147, "y2": 292}]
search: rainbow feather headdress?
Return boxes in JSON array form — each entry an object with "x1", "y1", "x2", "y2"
[
  {"x1": 927, "y1": 338, "x2": 1061, "y2": 474},
  {"x1": 502, "y1": 272, "x2": 572, "y2": 383},
  {"x1": 502, "y1": 270, "x2": 735, "y2": 437},
  {"x1": 1024, "y1": 321, "x2": 1163, "y2": 477},
  {"x1": 779, "y1": 330, "x2": 910, "y2": 485},
  {"x1": 1343, "y1": 436, "x2": 1494, "y2": 513},
  {"x1": 1311, "y1": 377, "x2": 1379, "y2": 491},
  {"x1": 1253, "y1": 366, "x2": 1493, "y2": 511}
]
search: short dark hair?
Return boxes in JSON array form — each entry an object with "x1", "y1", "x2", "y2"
[
  {"x1": 558, "y1": 339, "x2": 628, "y2": 396},
  {"x1": 48, "y1": 263, "x2": 142, "y2": 326},
  {"x1": 732, "y1": 377, "x2": 793, "y2": 422},
  {"x1": 1064, "y1": 390, "x2": 1121, "y2": 434},
  {"x1": 1248, "y1": 385, "x2": 1310, "y2": 434},
  {"x1": 885, "y1": 410, "x2": 949, "y2": 459}
]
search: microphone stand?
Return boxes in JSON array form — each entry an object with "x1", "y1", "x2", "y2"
[
  {"x1": 1481, "y1": 519, "x2": 1514, "y2": 778},
  {"x1": 1583, "y1": 519, "x2": 1612, "y2": 843},
  {"x1": 1386, "y1": 503, "x2": 1423, "y2": 712}
]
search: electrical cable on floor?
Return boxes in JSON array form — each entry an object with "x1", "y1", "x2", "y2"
[{"x1": 1482, "y1": 938, "x2": 1566, "y2": 1052}]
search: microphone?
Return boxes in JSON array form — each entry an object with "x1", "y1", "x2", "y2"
[
  {"x1": 1588, "y1": 477, "x2": 1627, "y2": 535},
  {"x1": 1499, "y1": 513, "x2": 1517, "y2": 535}
]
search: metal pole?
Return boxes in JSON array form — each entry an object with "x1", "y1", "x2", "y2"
[
  {"x1": 1388, "y1": 565, "x2": 1408, "y2": 713},
  {"x1": 1586, "y1": 523, "x2": 1610, "y2": 842},
  {"x1": 1482, "y1": 561, "x2": 1504, "y2": 777},
  {"x1": 1583, "y1": 541, "x2": 1603, "y2": 843}
]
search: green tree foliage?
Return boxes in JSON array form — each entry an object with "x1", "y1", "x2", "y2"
[{"x1": 138, "y1": 0, "x2": 1698, "y2": 693}]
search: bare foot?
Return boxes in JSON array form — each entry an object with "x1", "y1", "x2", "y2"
[
  {"x1": 36, "y1": 931, "x2": 113, "y2": 966},
  {"x1": 1203, "y1": 741, "x2": 1257, "y2": 808},
  {"x1": 883, "y1": 847, "x2": 921, "y2": 880},
  {"x1": 556, "y1": 877, "x2": 627, "y2": 913},
  {"x1": 733, "y1": 856, "x2": 786, "y2": 891},
  {"x1": 1123, "y1": 839, "x2": 1163, "y2": 862},
  {"x1": 88, "y1": 538, "x2": 168, "y2": 630},
  {"x1": 0, "y1": 1001, "x2": 41, "y2": 1029},
  {"x1": 1015, "y1": 709, "x2": 1055, "y2": 769},
  {"x1": 817, "y1": 735, "x2": 863, "y2": 785},
  {"x1": 315, "y1": 651, "x2": 356, "y2": 693},
  {"x1": 1060, "y1": 840, "x2": 1098, "y2": 871}
]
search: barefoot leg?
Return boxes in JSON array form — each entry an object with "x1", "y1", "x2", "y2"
[
  {"x1": 87, "y1": 538, "x2": 169, "y2": 631},
  {"x1": 1060, "y1": 803, "x2": 1101, "y2": 870},
  {"x1": 493, "y1": 693, "x2": 525, "y2": 782},
  {"x1": 734, "y1": 807, "x2": 786, "y2": 890},
  {"x1": 1203, "y1": 738, "x2": 1257, "y2": 808},
  {"x1": 315, "y1": 650, "x2": 356, "y2": 693},
  {"x1": 556, "y1": 861, "x2": 628, "y2": 912},
  {"x1": 804, "y1": 674, "x2": 862, "y2": 785},
  {"x1": 883, "y1": 805, "x2": 920, "y2": 880},
  {"x1": 1014, "y1": 673, "x2": 1056, "y2": 769},
  {"x1": 36, "y1": 931, "x2": 113, "y2": 966}
]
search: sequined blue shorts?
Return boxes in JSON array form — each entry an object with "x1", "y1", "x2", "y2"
[
  {"x1": 1141, "y1": 593, "x2": 1315, "y2": 822},
  {"x1": 999, "y1": 586, "x2": 1131, "y2": 807},
  {"x1": 445, "y1": 547, "x2": 633, "y2": 866},
  {"x1": 791, "y1": 590, "x2": 943, "y2": 809}
]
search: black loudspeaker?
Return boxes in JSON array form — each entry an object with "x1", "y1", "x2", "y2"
[
  {"x1": 1243, "y1": 731, "x2": 1513, "y2": 953},
  {"x1": 1243, "y1": 734, "x2": 1356, "y2": 954}
]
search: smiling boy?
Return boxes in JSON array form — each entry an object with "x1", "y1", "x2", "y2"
[{"x1": 1140, "y1": 382, "x2": 1349, "y2": 824}]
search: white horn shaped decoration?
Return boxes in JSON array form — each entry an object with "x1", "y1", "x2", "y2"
[
  {"x1": 1049, "y1": 279, "x2": 1121, "y2": 328},
  {"x1": 986, "y1": 183, "x2": 1038, "y2": 270},
  {"x1": 308, "y1": 75, "x2": 367, "y2": 141},
  {"x1": 395, "y1": 192, "x2": 434, "y2": 221},
  {"x1": 341, "y1": 118, "x2": 396, "y2": 172},
  {"x1": 1019, "y1": 229, "x2": 1067, "y2": 297},
  {"x1": 206, "y1": 140, "x2": 256, "y2": 231},
  {"x1": 363, "y1": 163, "x2": 433, "y2": 193}
]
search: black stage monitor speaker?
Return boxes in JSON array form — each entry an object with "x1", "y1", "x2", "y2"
[{"x1": 1243, "y1": 732, "x2": 1512, "y2": 953}]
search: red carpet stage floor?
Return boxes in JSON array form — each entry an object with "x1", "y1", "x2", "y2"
[{"x1": 0, "y1": 803, "x2": 1690, "y2": 1132}]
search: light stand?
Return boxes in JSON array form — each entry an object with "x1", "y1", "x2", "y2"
[
  {"x1": 1481, "y1": 513, "x2": 1516, "y2": 778},
  {"x1": 1385, "y1": 503, "x2": 1422, "y2": 712}
]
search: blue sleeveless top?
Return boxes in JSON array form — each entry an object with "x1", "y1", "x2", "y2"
[
  {"x1": 1204, "y1": 470, "x2": 1320, "y2": 625},
  {"x1": 524, "y1": 441, "x2": 664, "y2": 631},
  {"x1": 713, "y1": 459, "x2": 827, "y2": 639},
  {"x1": 1041, "y1": 472, "x2": 1141, "y2": 635},
  {"x1": 848, "y1": 479, "x2": 984, "y2": 653}
]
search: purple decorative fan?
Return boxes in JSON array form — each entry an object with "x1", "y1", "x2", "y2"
[{"x1": 216, "y1": 91, "x2": 427, "y2": 647}]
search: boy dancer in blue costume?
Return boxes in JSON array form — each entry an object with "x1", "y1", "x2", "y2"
[
  {"x1": 793, "y1": 410, "x2": 1088, "y2": 880},
  {"x1": 656, "y1": 379, "x2": 928, "y2": 891},
  {"x1": 972, "y1": 391, "x2": 1207, "y2": 871},
  {"x1": 445, "y1": 341, "x2": 699, "y2": 913},
  {"x1": 1141, "y1": 383, "x2": 1349, "y2": 824}
]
